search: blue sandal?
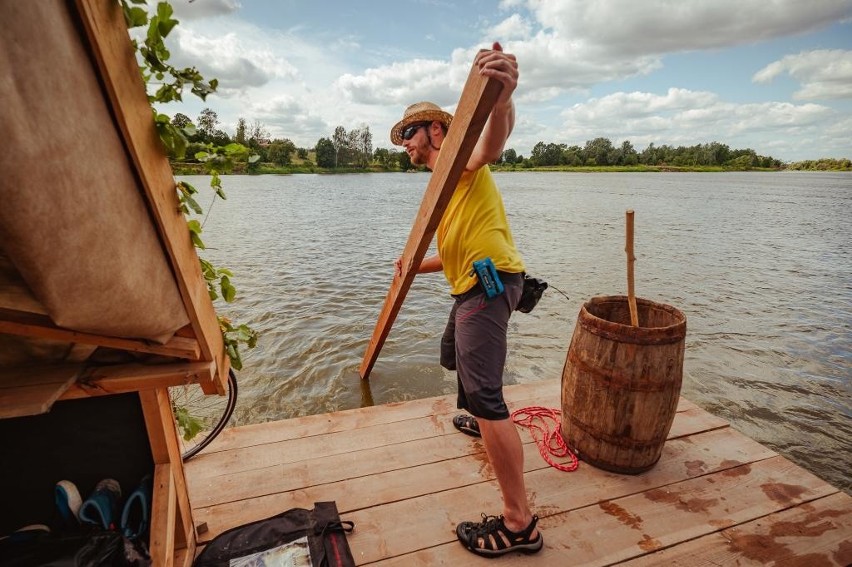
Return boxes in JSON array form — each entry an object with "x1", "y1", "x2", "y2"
[{"x1": 456, "y1": 514, "x2": 543, "y2": 558}]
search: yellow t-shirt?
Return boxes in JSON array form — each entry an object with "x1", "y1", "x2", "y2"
[{"x1": 437, "y1": 166, "x2": 525, "y2": 295}]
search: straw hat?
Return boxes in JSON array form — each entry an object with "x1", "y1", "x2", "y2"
[{"x1": 390, "y1": 101, "x2": 454, "y2": 146}]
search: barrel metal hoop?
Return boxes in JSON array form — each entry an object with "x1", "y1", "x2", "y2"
[
  {"x1": 566, "y1": 349, "x2": 675, "y2": 393},
  {"x1": 566, "y1": 414, "x2": 668, "y2": 449}
]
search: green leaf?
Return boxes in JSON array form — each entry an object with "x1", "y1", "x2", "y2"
[
  {"x1": 174, "y1": 406, "x2": 204, "y2": 441},
  {"x1": 126, "y1": 7, "x2": 148, "y2": 27},
  {"x1": 221, "y1": 276, "x2": 236, "y2": 302},
  {"x1": 183, "y1": 193, "x2": 202, "y2": 214}
]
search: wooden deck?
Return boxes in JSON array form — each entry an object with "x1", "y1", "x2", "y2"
[{"x1": 180, "y1": 379, "x2": 852, "y2": 565}]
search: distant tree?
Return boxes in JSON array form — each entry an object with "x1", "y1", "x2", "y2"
[
  {"x1": 248, "y1": 120, "x2": 270, "y2": 148},
  {"x1": 172, "y1": 112, "x2": 192, "y2": 129},
  {"x1": 620, "y1": 140, "x2": 638, "y2": 166},
  {"x1": 358, "y1": 126, "x2": 373, "y2": 168},
  {"x1": 502, "y1": 148, "x2": 517, "y2": 164},
  {"x1": 398, "y1": 149, "x2": 412, "y2": 170},
  {"x1": 315, "y1": 137, "x2": 336, "y2": 168},
  {"x1": 235, "y1": 117, "x2": 247, "y2": 145},
  {"x1": 209, "y1": 129, "x2": 231, "y2": 146},
  {"x1": 297, "y1": 147, "x2": 308, "y2": 159},
  {"x1": 584, "y1": 137, "x2": 615, "y2": 166},
  {"x1": 268, "y1": 138, "x2": 296, "y2": 166},
  {"x1": 332, "y1": 126, "x2": 347, "y2": 168},
  {"x1": 197, "y1": 108, "x2": 219, "y2": 140}
]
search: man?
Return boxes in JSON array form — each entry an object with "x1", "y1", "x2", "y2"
[{"x1": 391, "y1": 43, "x2": 542, "y2": 558}]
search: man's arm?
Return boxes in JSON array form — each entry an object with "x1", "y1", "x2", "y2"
[
  {"x1": 395, "y1": 254, "x2": 443, "y2": 277},
  {"x1": 466, "y1": 42, "x2": 518, "y2": 171}
]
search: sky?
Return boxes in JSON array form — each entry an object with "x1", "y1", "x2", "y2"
[{"x1": 157, "y1": 0, "x2": 852, "y2": 162}]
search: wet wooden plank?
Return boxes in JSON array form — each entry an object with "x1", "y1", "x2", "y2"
[
  {"x1": 186, "y1": 390, "x2": 711, "y2": 483},
  {"x1": 191, "y1": 421, "x2": 771, "y2": 544},
  {"x1": 366, "y1": 455, "x2": 836, "y2": 566},
  {"x1": 621, "y1": 491, "x2": 852, "y2": 566},
  {"x1": 195, "y1": 379, "x2": 561, "y2": 453}
]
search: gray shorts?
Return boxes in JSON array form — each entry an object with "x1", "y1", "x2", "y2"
[{"x1": 440, "y1": 272, "x2": 523, "y2": 420}]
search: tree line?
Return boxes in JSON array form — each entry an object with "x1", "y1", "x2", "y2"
[
  {"x1": 171, "y1": 108, "x2": 848, "y2": 172},
  {"x1": 520, "y1": 138, "x2": 783, "y2": 169}
]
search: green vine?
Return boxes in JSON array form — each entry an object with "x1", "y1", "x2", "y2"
[{"x1": 121, "y1": 0, "x2": 258, "y2": 370}]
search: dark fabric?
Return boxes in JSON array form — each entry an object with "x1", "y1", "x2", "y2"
[
  {"x1": 0, "y1": 531, "x2": 149, "y2": 567},
  {"x1": 442, "y1": 274, "x2": 523, "y2": 420},
  {"x1": 193, "y1": 501, "x2": 354, "y2": 567}
]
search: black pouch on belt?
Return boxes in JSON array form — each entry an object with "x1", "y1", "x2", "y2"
[{"x1": 516, "y1": 275, "x2": 548, "y2": 313}]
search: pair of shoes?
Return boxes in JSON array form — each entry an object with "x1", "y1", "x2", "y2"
[
  {"x1": 456, "y1": 513, "x2": 543, "y2": 558},
  {"x1": 78, "y1": 477, "x2": 152, "y2": 540},
  {"x1": 55, "y1": 480, "x2": 83, "y2": 527},
  {"x1": 453, "y1": 414, "x2": 481, "y2": 437},
  {"x1": 79, "y1": 479, "x2": 122, "y2": 531}
]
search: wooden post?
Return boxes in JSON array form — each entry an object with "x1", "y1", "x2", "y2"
[
  {"x1": 358, "y1": 55, "x2": 503, "y2": 380},
  {"x1": 626, "y1": 210, "x2": 639, "y2": 326}
]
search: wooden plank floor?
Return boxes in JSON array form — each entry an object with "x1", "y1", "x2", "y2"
[{"x1": 181, "y1": 379, "x2": 852, "y2": 565}]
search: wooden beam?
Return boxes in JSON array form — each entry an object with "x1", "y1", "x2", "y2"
[
  {"x1": 140, "y1": 389, "x2": 196, "y2": 552},
  {"x1": 359, "y1": 56, "x2": 503, "y2": 379},
  {"x1": 150, "y1": 463, "x2": 177, "y2": 567},
  {"x1": 73, "y1": 0, "x2": 229, "y2": 394},
  {"x1": 60, "y1": 361, "x2": 215, "y2": 400},
  {"x1": 0, "y1": 363, "x2": 84, "y2": 418},
  {"x1": 0, "y1": 308, "x2": 201, "y2": 360}
]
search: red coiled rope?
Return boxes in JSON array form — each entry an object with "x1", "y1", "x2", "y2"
[{"x1": 511, "y1": 406, "x2": 579, "y2": 472}]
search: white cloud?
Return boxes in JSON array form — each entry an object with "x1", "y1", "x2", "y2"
[
  {"x1": 170, "y1": 0, "x2": 241, "y2": 20},
  {"x1": 537, "y1": 88, "x2": 836, "y2": 158},
  {"x1": 488, "y1": 14, "x2": 532, "y2": 40},
  {"x1": 521, "y1": 0, "x2": 852, "y2": 56},
  {"x1": 169, "y1": 27, "x2": 297, "y2": 92},
  {"x1": 336, "y1": 59, "x2": 453, "y2": 106},
  {"x1": 753, "y1": 49, "x2": 852, "y2": 100}
]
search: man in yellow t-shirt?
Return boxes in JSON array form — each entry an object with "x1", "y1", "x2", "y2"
[{"x1": 390, "y1": 43, "x2": 543, "y2": 559}]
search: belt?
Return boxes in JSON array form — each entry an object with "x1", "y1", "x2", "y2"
[{"x1": 452, "y1": 271, "x2": 524, "y2": 303}]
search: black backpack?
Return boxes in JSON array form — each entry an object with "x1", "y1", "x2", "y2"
[{"x1": 193, "y1": 501, "x2": 354, "y2": 567}]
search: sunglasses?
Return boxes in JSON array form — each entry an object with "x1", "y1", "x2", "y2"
[{"x1": 402, "y1": 122, "x2": 430, "y2": 141}]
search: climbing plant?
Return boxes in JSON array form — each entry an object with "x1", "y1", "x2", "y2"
[{"x1": 120, "y1": 0, "x2": 258, "y2": 370}]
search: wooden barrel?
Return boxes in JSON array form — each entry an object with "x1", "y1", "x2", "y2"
[{"x1": 561, "y1": 295, "x2": 687, "y2": 474}]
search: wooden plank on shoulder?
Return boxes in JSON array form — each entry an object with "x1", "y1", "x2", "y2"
[
  {"x1": 73, "y1": 0, "x2": 228, "y2": 394},
  {"x1": 359, "y1": 56, "x2": 503, "y2": 379}
]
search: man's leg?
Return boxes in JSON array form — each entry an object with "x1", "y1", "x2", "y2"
[{"x1": 478, "y1": 417, "x2": 538, "y2": 536}]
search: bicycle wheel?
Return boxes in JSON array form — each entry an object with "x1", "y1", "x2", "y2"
[{"x1": 170, "y1": 368, "x2": 238, "y2": 461}]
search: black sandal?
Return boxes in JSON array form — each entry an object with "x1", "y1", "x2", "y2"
[
  {"x1": 456, "y1": 514, "x2": 543, "y2": 558},
  {"x1": 452, "y1": 414, "x2": 481, "y2": 437}
]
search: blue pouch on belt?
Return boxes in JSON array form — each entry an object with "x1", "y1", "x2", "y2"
[{"x1": 471, "y1": 257, "x2": 504, "y2": 299}]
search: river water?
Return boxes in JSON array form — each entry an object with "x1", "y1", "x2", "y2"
[{"x1": 186, "y1": 171, "x2": 851, "y2": 494}]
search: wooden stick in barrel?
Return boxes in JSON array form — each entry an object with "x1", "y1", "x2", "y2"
[
  {"x1": 358, "y1": 56, "x2": 504, "y2": 380},
  {"x1": 626, "y1": 209, "x2": 639, "y2": 326}
]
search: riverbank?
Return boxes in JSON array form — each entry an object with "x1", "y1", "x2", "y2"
[{"x1": 171, "y1": 162, "x2": 803, "y2": 175}]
